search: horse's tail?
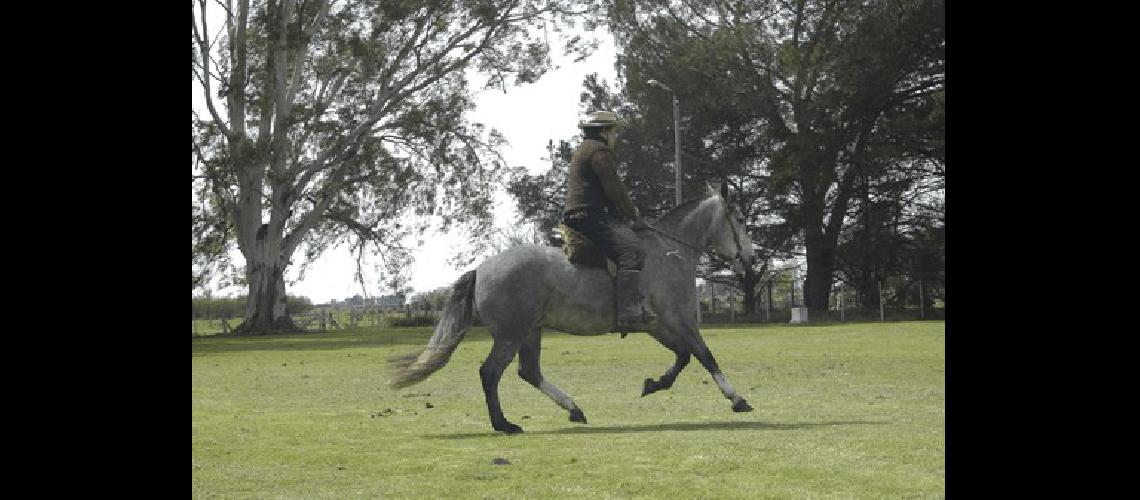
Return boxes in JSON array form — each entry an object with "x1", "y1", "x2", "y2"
[{"x1": 389, "y1": 270, "x2": 477, "y2": 389}]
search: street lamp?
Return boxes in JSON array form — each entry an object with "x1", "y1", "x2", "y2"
[{"x1": 647, "y1": 78, "x2": 682, "y2": 207}]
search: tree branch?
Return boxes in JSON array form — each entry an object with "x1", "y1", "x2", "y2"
[
  {"x1": 227, "y1": 0, "x2": 250, "y2": 137},
  {"x1": 192, "y1": 2, "x2": 232, "y2": 138},
  {"x1": 283, "y1": 192, "x2": 333, "y2": 257},
  {"x1": 285, "y1": 0, "x2": 331, "y2": 107}
]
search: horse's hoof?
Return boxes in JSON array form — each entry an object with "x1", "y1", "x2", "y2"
[
  {"x1": 641, "y1": 378, "x2": 657, "y2": 397},
  {"x1": 493, "y1": 422, "x2": 524, "y2": 434},
  {"x1": 732, "y1": 399, "x2": 754, "y2": 412},
  {"x1": 569, "y1": 407, "x2": 588, "y2": 424}
]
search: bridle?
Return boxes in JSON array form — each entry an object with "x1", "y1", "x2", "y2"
[
  {"x1": 720, "y1": 200, "x2": 751, "y2": 270},
  {"x1": 641, "y1": 197, "x2": 750, "y2": 269}
]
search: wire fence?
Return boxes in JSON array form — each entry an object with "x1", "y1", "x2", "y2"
[
  {"x1": 194, "y1": 299, "x2": 942, "y2": 336},
  {"x1": 698, "y1": 305, "x2": 944, "y2": 324},
  {"x1": 697, "y1": 272, "x2": 944, "y2": 324},
  {"x1": 191, "y1": 305, "x2": 441, "y2": 336},
  {"x1": 195, "y1": 272, "x2": 941, "y2": 335}
]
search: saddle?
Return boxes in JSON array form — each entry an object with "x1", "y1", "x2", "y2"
[
  {"x1": 560, "y1": 223, "x2": 654, "y2": 337},
  {"x1": 559, "y1": 224, "x2": 618, "y2": 278}
]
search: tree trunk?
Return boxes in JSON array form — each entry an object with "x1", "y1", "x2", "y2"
[
  {"x1": 232, "y1": 262, "x2": 301, "y2": 335},
  {"x1": 803, "y1": 229, "x2": 836, "y2": 318},
  {"x1": 232, "y1": 225, "x2": 302, "y2": 335},
  {"x1": 741, "y1": 266, "x2": 758, "y2": 320},
  {"x1": 855, "y1": 275, "x2": 880, "y2": 313}
]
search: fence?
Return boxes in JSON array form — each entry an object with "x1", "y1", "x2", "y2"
[
  {"x1": 194, "y1": 279, "x2": 944, "y2": 335},
  {"x1": 698, "y1": 305, "x2": 944, "y2": 324},
  {"x1": 696, "y1": 272, "x2": 944, "y2": 324},
  {"x1": 192, "y1": 304, "x2": 443, "y2": 336}
]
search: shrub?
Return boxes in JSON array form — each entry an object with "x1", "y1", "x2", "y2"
[
  {"x1": 192, "y1": 295, "x2": 314, "y2": 319},
  {"x1": 384, "y1": 315, "x2": 438, "y2": 328}
]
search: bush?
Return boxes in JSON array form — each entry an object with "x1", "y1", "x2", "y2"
[
  {"x1": 192, "y1": 295, "x2": 313, "y2": 319},
  {"x1": 384, "y1": 315, "x2": 438, "y2": 328}
]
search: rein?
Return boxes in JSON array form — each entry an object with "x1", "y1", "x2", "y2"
[
  {"x1": 639, "y1": 198, "x2": 749, "y2": 267},
  {"x1": 640, "y1": 223, "x2": 702, "y2": 252}
]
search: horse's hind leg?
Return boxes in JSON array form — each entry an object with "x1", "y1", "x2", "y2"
[
  {"x1": 662, "y1": 310, "x2": 753, "y2": 412},
  {"x1": 480, "y1": 338, "x2": 524, "y2": 434},
  {"x1": 642, "y1": 329, "x2": 691, "y2": 397},
  {"x1": 517, "y1": 327, "x2": 587, "y2": 424}
]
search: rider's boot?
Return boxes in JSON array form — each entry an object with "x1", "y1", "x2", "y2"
[{"x1": 615, "y1": 270, "x2": 654, "y2": 334}]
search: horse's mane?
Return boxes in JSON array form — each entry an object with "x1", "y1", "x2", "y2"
[{"x1": 654, "y1": 194, "x2": 716, "y2": 230}]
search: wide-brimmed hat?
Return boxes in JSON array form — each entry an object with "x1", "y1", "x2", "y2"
[{"x1": 578, "y1": 110, "x2": 623, "y2": 129}]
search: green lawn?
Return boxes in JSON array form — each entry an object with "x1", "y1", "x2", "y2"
[{"x1": 193, "y1": 321, "x2": 944, "y2": 498}]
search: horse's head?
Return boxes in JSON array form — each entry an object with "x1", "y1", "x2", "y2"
[{"x1": 706, "y1": 183, "x2": 755, "y2": 273}]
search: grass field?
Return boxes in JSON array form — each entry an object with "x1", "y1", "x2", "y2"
[{"x1": 192, "y1": 321, "x2": 944, "y2": 498}]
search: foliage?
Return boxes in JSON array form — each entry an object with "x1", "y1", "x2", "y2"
[
  {"x1": 602, "y1": 0, "x2": 945, "y2": 312},
  {"x1": 192, "y1": 0, "x2": 606, "y2": 332},
  {"x1": 408, "y1": 285, "x2": 452, "y2": 312},
  {"x1": 509, "y1": 0, "x2": 945, "y2": 316},
  {"x1": 505, "y1": 141, "x2": 572, "y2": 247}
]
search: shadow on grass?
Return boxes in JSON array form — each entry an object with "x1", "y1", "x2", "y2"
[{"x1": 425, "y1": 420, "x2": 887, "y2": 439}]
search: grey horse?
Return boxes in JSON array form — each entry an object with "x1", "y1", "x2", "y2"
[{"x1": 391, "y1": 185, "x2": 756, "y2": 434}]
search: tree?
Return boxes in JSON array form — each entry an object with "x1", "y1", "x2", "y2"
[
  {"x1": 605, "y1": 0, "x2": 945, "y2": 316},
  {"x1": 836, "y1": 181, "x2": 944, "y2": 313},
  {"x1": 505, "y1": 139, "x2": 573, "y2": 247},
  {"x1": 410, "y1": 285, "x2": 451, "y2": 311},
  {"x1": 192, "y1": 0, "x2": 599, "y2": 334}
]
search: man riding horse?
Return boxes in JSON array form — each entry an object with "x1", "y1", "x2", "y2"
[{"x1": 561, "y1": 110, "x2": 653, "y2": 333}]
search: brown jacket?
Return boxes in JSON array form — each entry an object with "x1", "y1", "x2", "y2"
[{"x1": 564, "y1": 139, "x2": 639, "y2": 219}]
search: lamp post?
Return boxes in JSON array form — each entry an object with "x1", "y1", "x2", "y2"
[{"x1": 647, "y1": 79, "x2": 681, "y2": 207}]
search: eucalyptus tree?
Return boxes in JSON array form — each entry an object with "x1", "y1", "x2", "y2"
[{"x1": 192, "y1": 0, "x2": 599, "y2": 334}]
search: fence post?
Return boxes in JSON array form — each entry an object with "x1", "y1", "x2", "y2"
[
  {"x1": 878, "y1": 279, "x2": 885, "y2": 321},
  {"x1": 766, "y1": 282, "x2": 772, "y2": 322},
  {"x1": 840, "y1": 285, "x2": 845, "y2": 322},
  {"x1": 790, "y1": 269, "x2": 796, "y2": 307},
  {"x1": 919, "y1": 278, "x2": 925, "y2": 319},
  {"x1": 696, "y1": 280, "x2": 701, "y2": 323},
  {"x1": 710, "y1": 280, "x2": 715, "y2": 313}
]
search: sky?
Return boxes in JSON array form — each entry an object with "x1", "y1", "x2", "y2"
[{"x1": 193, "y1": 19, "x2": 620, "y2": 304}]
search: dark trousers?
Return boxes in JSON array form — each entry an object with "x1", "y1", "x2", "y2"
[{"x1": 562, "y1": 208, "x2": 645, "y2": 271}]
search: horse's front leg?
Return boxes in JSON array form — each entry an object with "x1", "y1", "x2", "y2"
[{"x1": 660, "y1": 309, "x2": 753, "y2": 412}]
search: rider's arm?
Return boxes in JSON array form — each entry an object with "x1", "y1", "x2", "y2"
[{"x1": 590, "y1": 149, "x2": 641, "y2": 221}]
